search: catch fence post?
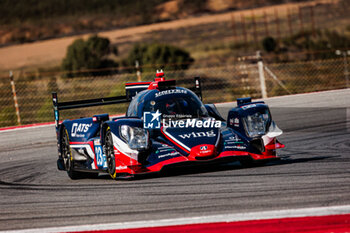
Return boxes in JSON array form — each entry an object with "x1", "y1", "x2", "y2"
[
  {"x1": 135, "y1": 60, "x2": 142, "y2": 82},
  {"x1": 343, "y1": 53, "x2": 349, "y2": 88},
  {"x1": 257, "y1": 53, "x2": 268, "y2": 99},
  {"x1": 9, "y1": 71, "x2": 21, "y2": 125}
]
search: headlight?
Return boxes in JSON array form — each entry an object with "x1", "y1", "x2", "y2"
[
  {"x1": 243, "y1": 111, "x2": 270, "y2": 138},
  {"x1": 120, "y1": 125, "x2": 149, "y2": 150}
]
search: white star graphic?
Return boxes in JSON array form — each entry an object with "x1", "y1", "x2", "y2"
[{"x1": 151, "y1": 110, "x2": 161, "y2": 122}]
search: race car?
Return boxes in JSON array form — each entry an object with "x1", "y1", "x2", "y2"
[{"x1": 52, "y1": 70, "x2": 284, "y2": 179}]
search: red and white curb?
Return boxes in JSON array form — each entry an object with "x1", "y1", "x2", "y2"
[
  {"x1": 0, "y1": 122, "x2": 55, "y2": 132},
  {"x1": 3, "y1": 205, "x2": 350, "y2": 233}
]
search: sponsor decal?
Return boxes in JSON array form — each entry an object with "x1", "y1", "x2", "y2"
[
  {"x1": 143, "y1": 110, "x2": 161, "y2": 129},
  {"x1": 192, "y1": 144, "x2": 215, "y2": 157},
  {"x1": 163, "y1": 114, "x2": 192, "y2": 119},
  {"x1": 225, "y1": 141, "x2": 244, "y2": 145},
  {"x1": 224, "y1": 134, "x2": 244, "y2": 146},
  {"x1": 158, "y1": 152, "x2": 179, "y2": 158},
  {"x1": 225, "y1": 145, "x2": 247, "y2": 150},
  {"x1": 116, "y1": 165, "x2": 128, "y2": 170},
  {"x1": 156, "y1": 144, "x2": 175, "y2": 154},
  {"x1": 179, "y1": 130, "x2": 216, "y2": 139},
  {"x1": 229, "y1": 135, "x2": 241, "y2": 142},
  {"x1": 229, "y1": 118, "x2": 239, "y2": 127},
  {"x1": 71, "y1": 123, "x2": 92, "y2": 137},
  {"x1": 95, "y1": 145, "x2": 105, "y2": 167},
  {"x1": 234, "y1": 118, "x2": 240, "y2": 127},
  {"x1": 241, "y1": 104, "x2": 256, "y2": 110},
  {"x1": 157, "y1": 148, "x2": 174, "y2": 153},
  {"x1": 94, "y1": 139, "x2": 106, "y2": 168},
  {"x1": 155, "y1": 89, "x2": 187, "y2": 98}
]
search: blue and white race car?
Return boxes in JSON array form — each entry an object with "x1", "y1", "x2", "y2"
[{"x1": 52, "y1": 70, "x2": 284, "y2": 179}]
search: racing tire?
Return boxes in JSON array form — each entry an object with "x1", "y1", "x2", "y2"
[
  {"x1": 61, "y1": 127, "x2": 97, "y2": 179},
  {"x1": 105, "y1": 128, "x2": 117, "y2": 180}
]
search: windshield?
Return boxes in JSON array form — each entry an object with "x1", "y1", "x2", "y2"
[{"x1": 143, "y1": 95, "x2": 208, "y2": 119}]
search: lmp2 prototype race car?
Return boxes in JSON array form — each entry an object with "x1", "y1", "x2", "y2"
[{"x1": 52, "y1": 70, "x2": 284, "y2": 179}]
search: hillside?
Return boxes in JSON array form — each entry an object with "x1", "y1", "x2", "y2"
[
  {"x1": 1, "y1": 0, "x2": 349, "y2": 73},
  {"x1": 0, "y1": 0, "x2": 312, "y2": 46}
]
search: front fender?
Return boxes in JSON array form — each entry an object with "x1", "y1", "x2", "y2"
[
  {"x1": 101, "y1": 118, "x2": 148, "y2": 167},
  {"x1": 227, "y1": 102, "x2": 272, "y2": 139},
  {"x1": 100, "y1": 118, "x2": 144, "y2": 144},
  {"x1": 226, "y1": 100, "x2": 284, "y2": 157}
]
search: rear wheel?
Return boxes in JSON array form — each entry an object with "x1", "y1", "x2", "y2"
[
  {"x1": 105, "y1": 128, "x2": 117, "y2": 179},
  {"x1": 61, "y1": 127, "x2": 97, "y2": 179}
]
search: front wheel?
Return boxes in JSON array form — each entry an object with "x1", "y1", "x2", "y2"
[{"x1": 105, "y1": 128, "x2": 117, "y2": 179}]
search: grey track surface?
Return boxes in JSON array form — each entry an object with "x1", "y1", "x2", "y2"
[{"x1": 0, "y1": 89, "x2": 349, "y2": 231}]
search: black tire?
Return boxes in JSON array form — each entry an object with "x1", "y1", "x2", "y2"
[
  {"x1": 61, "y1": 126, "x2": 96, "y2": 179},
  {"x1": 105, "y1": 128, "x2": 117, "y2": 179}
]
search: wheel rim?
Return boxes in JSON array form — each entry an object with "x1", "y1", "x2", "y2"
[
  {"x1": 105, "y1": 131, "x2": 116, "y2": 178},
  {"x1": 61, "y1": 130, "x2": 72, "y2": 171}
]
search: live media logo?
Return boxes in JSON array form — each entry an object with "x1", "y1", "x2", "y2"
[
  {"x1": 143, "y1": 110, "x2": 222, "y2": 129},
  {"x1": 143, "y1": 110, "x2": 161, "y2": 129}
]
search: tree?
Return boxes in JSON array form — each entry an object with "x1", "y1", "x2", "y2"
[
  {"x1": 62, "y1": 35, "x2": 118, "y2": 76},
  {"x1": 262, "y1": 36, "x2": 277, "y2": 53},
  {"x1": 281, "y1": 29, "x2": 350, "y2": 60},
  {"x1": 123, "y1": 43, "x2": 194, "y2": 72}
]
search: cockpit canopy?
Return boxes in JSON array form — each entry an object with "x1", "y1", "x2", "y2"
[{"x1": 126, "y1": 87, "x2": 208, "y2": 119}]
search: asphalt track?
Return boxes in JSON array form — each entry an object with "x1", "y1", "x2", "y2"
[{"x1": 0, "y1": 89, "x2": 349, "y2": 231}]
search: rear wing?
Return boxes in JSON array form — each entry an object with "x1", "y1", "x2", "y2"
[
  {"x1": 125, "y1": 81, "x2": 151, "y2": 100},
  {"x1": 52, "y1": 76, "x2": 203, "y2": 129},
  {"x1": 125, "y1": 77, "x2": 203, "y2": 100},
  {"x1": 52, "y1": 93, "x2": 129, "y2": 129}
]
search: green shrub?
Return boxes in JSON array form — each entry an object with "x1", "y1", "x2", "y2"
[
  {"x1": 123, "y1": 43, "x2": 194, "y2": 72},
  {"x1": 262, "y1": 37, "x2": 277, "y2": 53},
  {"x1": 61, "y1": 35, "x2": 118, "y2": 77},
  {"x1": 281, "y1": 29, "x2": 350, "y2": 60}
]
